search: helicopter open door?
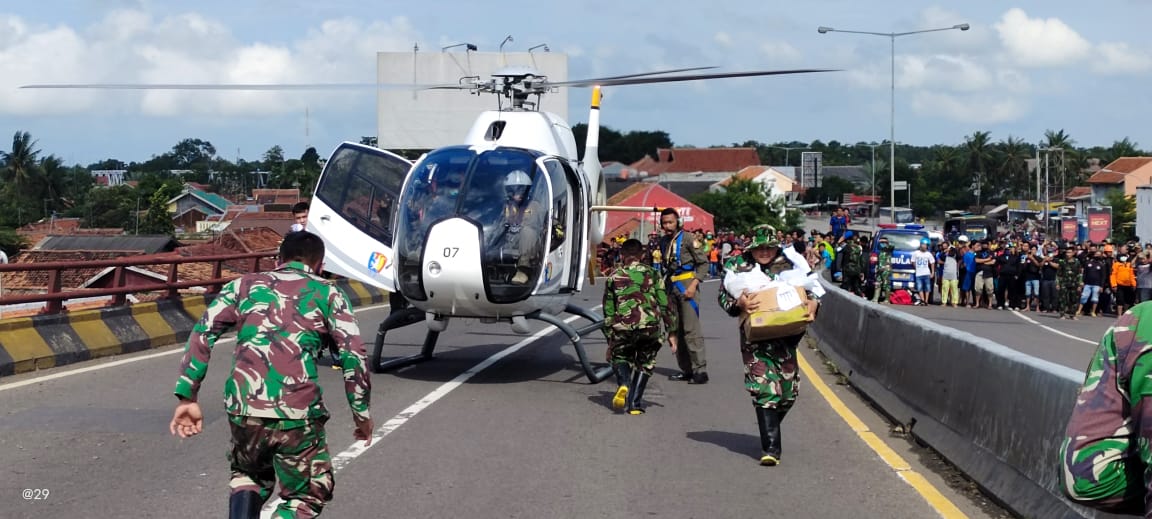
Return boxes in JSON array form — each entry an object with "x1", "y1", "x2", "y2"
[
  {"x1": 538, "y1": 158, "x2": 588, "y2": 294},
  {"x1": 309, "y1": 142, "x2": 411, "y2": 290}
]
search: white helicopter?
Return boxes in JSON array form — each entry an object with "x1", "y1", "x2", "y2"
[{"x1": 22, "y1": 65, "x2": 833, "y2": 382}]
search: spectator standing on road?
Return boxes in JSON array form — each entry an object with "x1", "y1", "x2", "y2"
[
  {"x1": 1058, "y1": 246, "x2": 1085, "y2": 320},
  {"x1": 872, "y1": 236, "x2": 894, "y2": 304},
  {"x1": 996, "y1": 243, "x2": 1021, "y2": 310},
  {"x1": 973, "y1": 241, "x2": 997, "y2": 309},
  {"x1": 602, "y1": 239, "x2": 677, "y2": 415},
  {"x1": 1079, "y1": 250, "x2": 1107, "y2": 317},
  {"x1": 940, "y1": 244, "x2": 960, "y2": 307},
  {"x1": 839, "y1": 232, "x2": 865, "y2": 297},
  {"x1": 1136, "y1": 253, "x2": 1152, "y2": 303},
  {"x1": 911, "y1": 239, "x2": 935, "y2": 306},
  {"x1": 718, "y1": 224, "x2": 821, "y2": 467},
  {"x1": 829, "y1": 208, "x2": 846, "y2": 242},
  {"x1": 1023, "y1": 243, "x2": 1043, "y2": 311},
  {"x1": 1059, "y1": 302, "x2": 1152, "y2": 515},
  {"x1": 1110, "y1": 247, "x2": 1137, "y2": 316},
  {"x1": 658, "y1": 208, "x2": 709, "y2": 384},
  {"x1": 169, "y1": 231, "x2": 373, "y2": 518},
  {"x1": 960, "y1": 236, "x2": 976, "y2": 307}
]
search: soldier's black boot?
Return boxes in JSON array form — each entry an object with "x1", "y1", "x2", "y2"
[
  {"x1": 611, "y1": 363, "x2": 632, "y2": 412},
  {"x1": 755, "y1": 406, "x2": 782, "y2": 466},
  {"x1": 627, "y1": 371, "x2": 651, "y2": 415},
  {"x1": 228, "y1": 490, "x2": 264, "y2": 519}
]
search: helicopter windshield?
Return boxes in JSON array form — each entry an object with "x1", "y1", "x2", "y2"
[{"x1": 396, "y1": 146, "x2": 550, "y2": 302}]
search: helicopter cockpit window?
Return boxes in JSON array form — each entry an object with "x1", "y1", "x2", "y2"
[
  {"x1": 395, "y1": 146, "x2": 549, "y2": 303},
  {"x1": 314, "y1": 145, "x2": 407, "y2": 246}
]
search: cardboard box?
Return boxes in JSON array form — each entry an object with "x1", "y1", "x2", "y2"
[{"x1": 741, "y1": 285, "x2": 810, "y2": 342}]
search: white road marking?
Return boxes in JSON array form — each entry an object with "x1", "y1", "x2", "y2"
[
  {"x1": 0, "y1": 302, "x2": 391, "y2": 392},
  {"x1": 261, "y1": 313, "x2": 586, "y2": 516},
  {"x1": 1009, "y1": 310, "x2": 1097, "y2": 345}
]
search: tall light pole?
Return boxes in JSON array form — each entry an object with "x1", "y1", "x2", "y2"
[
  {"x1": 819, "y1": 23, "x2": 970, "y2": 223},
  {"x1": 863, "y1": 142, "x2": 886, "y2": 230}
]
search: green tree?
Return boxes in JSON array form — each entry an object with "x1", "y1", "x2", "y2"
[
  {"x1": 690, "y1": 178, "x2": 787, "y2": 234},
  {"x1": 83, "y1": 185, "x2": 137, "y2": 229},
  {"x1": 964, "y1": 131, "x2": 994, "y2": 205},
  {"x1": 1, "y1": 131, "x2": 42, "y2": 194},
  {"x1": 0, "y1": 228, "x2": 28, "y2": 256},
  {"x1": 997, "y1": 136, "x2": 1032, "y2": 200},
  {"x1": 263, "y1": 145, "x2": 285, "y2": 173},
  {"x1": 138, "y1": 190, "x2": 175, "y2": 236}
]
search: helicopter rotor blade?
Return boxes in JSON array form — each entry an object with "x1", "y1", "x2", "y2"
[
  {"x1": 549, "y1": 69, "x2": 838, "y2": 88},
  {"x1": 19, "y1": 82, "x2": 470, "y2": 91},
  {"x1": 573, "y1": 66, "x2": 717, "y2": 83}
]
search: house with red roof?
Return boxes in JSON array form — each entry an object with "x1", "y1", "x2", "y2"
[
  {"x1": 628, "y1": 147, "x2": 761, "y2": 177},
  {"x1": 1087, "y1": 157, "x2": 1152, "y2": 205}
]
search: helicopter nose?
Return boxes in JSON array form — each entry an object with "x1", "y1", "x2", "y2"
[{"x1": 422, "y1": 218, "x2": 485, "y2": 311}]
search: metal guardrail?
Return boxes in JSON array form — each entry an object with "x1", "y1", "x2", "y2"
[{"x1": 0, "y1": 251, "x2": 278, "y2": 314}]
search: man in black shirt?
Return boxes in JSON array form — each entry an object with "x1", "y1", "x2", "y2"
[
  {"x1": 996, "y1": 243, "x2": 1021, "y2": 310},
  {"x1": 1078, "y1": 250, "x2": 1106, "y2": 317},
  {"x1": 974, "y1": 241, "x2": 998, "y2": 309},
  {"x1": 1023, "y1": 243, "x2": 1043, "y2": 311}
]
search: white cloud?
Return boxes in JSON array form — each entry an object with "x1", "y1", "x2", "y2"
[
  {"x1": 714, "y1": 31, "x2": 732, "y2": 47},
  {"x1": 0, "y1": 10, "x2": 423, "y2": 117},
  {"x1": 911, "y1": 91, "x2": 1026, "y2": 125},
  {"x1": 759, "y1": 41, "x2": 801, "y2": 63},
  {"x1": 994, "y1": 8, "x2": 1091, "y2": 67},
  {"x1": 1094, "y1": 41, "x2": 1152, "y2": 74}
]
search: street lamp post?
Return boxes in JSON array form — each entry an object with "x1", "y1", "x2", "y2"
[
  {"x1": 863, "y1": 142, "x2": 885, "y2": 230},
  {"x1": 819, "y1": 23, "x2": 969, "y2": 224},
  {"x1": 771, "y1": 146, "x2": 809, "y2": 168}
]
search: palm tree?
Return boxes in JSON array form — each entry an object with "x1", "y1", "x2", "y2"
[
  {"x1": 40, "y1": 155, "x2": 70, "y2": 211},
  {"x1": 1108, "y1": 137, "x2": 1141, "y2": 162},
  {"x1": 1, "y1": 131, "x2": 42, "y2": 192},
  {"x1": 998, "y1": 136, "x2": 1032, "y2": 199},
  {"x1": 964, "y1": 132, "x2": 994, "y2": 208}
]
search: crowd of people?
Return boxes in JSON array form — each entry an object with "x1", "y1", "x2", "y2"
[{"x1": 830, "y1": 230, "x2": 1152, "y2": 320}]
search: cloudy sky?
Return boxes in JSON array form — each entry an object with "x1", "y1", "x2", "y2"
[{"x1": 3, "y1": 0, "x2": 1150, "y2": 165}]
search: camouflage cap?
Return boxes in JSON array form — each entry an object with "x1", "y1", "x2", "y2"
[{"x1": 749, "y1": 224, "x2": 780, "y2": 249}]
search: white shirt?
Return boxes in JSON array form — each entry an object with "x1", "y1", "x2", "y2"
[
  {"x1": 0, "y1": 250, "x2": 8, "y2": 264},
  {"x1": 912, "y1": 250, "x2": 935, "y2": 277}
]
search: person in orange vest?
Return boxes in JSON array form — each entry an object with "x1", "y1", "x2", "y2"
[{"x1": 1111, "y1": 245, "x2": 1138, "y2": 316}]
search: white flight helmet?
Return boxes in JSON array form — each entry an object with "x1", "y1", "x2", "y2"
[{"x1": 504, "y1": 170, "x2": 532, "y2": 188}]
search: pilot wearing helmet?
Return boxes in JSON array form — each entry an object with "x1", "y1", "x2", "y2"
[{"x1": 501, "y1": 169, "x2": 546, "y2": 284}]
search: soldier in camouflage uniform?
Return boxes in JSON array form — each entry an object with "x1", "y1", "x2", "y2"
[
  {"x1": 1059, "y1": 301, "x2": 1152, "y2": 515},
  {"x1": 839, "y1": 232, "x2": 865, "y2": 296},
  {"x1": 718, "y1": 225, "x2": 821, "y2": 466},
  {"x1": 170, "y1": 231, "x2": 374, "y2": 519},
  {"x1": 872, "y1": 237, "x2": 894, "y2": 303},
  {"x1": 1057, "y1": 246, "x2": 1084, "y2": 319},
  {"x1": 602, "y1": 239, "x2": 678, "y2": 414}
]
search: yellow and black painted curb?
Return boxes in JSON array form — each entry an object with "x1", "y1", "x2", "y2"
[{"x1": 0, "y1": 280, "x2": 389, "y2": 377}]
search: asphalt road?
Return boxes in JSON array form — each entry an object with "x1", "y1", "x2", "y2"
[
  {"x1": 879, "y1": 299, "x2": 1111, "y2": 372},
  {"x1": 0, "y1": 282, "x2": 1006, "y2": 518}
]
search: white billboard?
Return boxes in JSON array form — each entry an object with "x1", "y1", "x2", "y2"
[{"x1": 376, "y1": 51, "x2": 569, "y2": 150}]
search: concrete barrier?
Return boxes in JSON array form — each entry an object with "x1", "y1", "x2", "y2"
[
  {"x1": 0, "y1": 280, "x2": 389, "y2": 378},
  {"x1": 809, "y1": 279, "x2": 1133, "y2": 518}
]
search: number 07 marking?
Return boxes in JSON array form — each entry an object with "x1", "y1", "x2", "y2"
[{"x1": 443, "y1": 247, "x2": 459, "y2": 258}]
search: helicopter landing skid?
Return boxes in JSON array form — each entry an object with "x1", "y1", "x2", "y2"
[
  {"x1": 370, "y1": 307, "x2": 440, "y2": 374},
  {"x1": 526, "y1": 304, "x2": 612, "y2": 384}
]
